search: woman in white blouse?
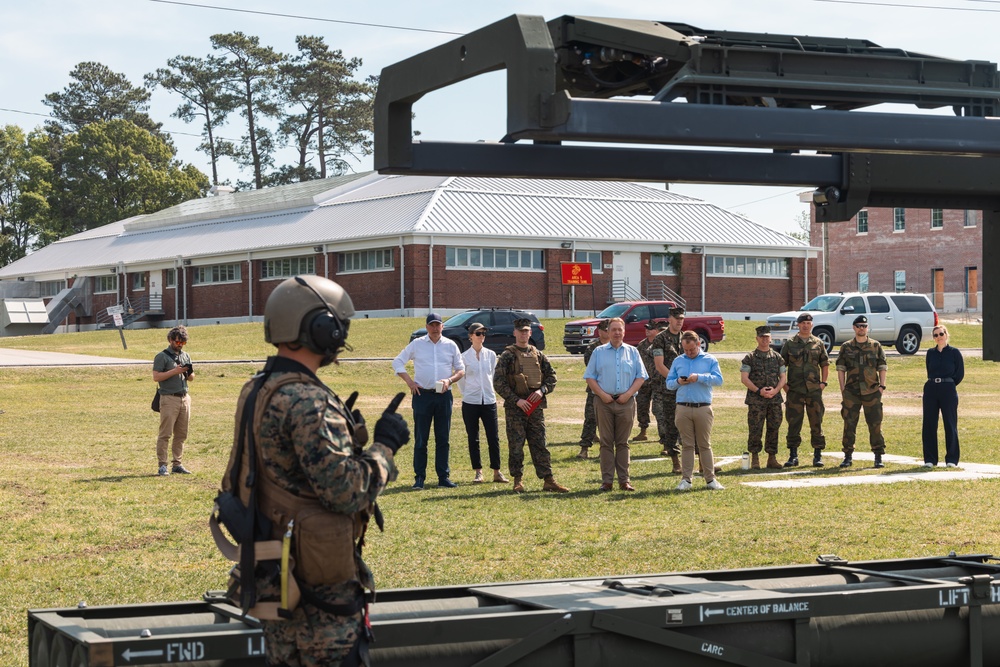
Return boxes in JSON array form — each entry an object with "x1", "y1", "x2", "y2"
[{"x1": 458, "y1": 322, "x2": 509, "y2": 483}]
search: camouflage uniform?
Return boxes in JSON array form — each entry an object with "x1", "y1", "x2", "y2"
[
  {"x1": 780, "y1": 334, "x2": 829, "y2": 451},
  {"x1": 741, "y1": 349, "x2": 785, "y2": 455},
  {"x1": 635, "y1": 337, "x2": 657, "y2": 431},
  {"x1": 495, "y1": 345, "x2": 558, "y2": 479},
  {"x1": 649, "y1": 328, "x2": 683, "y2": 455},
  {"x1": 836, "y1": 338, "x2": 887, "y2": 454},
  {"x1": 253, "y1": 357, "x2": 398, "y2": 667},
  {"x1": 578, "y1": 339, "x2": 602, "y2": 447}
]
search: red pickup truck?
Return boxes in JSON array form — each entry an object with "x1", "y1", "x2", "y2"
[{"x1": 563, "y1": 301, "x2": 725, "y2": 353}]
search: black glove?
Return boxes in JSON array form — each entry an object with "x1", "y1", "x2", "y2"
[
  {"x1": 344, "y1": 391, "x2": 364, "y2": 427},
  {"x1": 373, "y1": 393, "x2": 409, "y2": 454}
]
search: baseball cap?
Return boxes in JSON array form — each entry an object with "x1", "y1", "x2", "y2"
[{"x1": 426, "y1": 312, "x2": 443, "y2": 324}]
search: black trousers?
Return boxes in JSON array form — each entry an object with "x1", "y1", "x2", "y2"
[
  {"x1": 922, "y1": 381, "x2": 959, "y2": 465},
  {"x1": 462, "y1": 402, "x2": 502, "y2": 470}
]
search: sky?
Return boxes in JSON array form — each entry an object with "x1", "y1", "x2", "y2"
[{"x1": 3, "y1": 0, "x2": 1000, "y2": 236}]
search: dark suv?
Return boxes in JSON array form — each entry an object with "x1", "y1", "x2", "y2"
[{"x1": 409, "y1": 309, "x2": 546, "y2": 353}]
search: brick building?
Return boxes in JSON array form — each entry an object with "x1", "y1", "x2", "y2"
[
  {"x1": 0, "y1": 173, "x2": 815, "y2": 333},
  {"x1": 811, "y1": 203, "x2": 981, "y2": 313}
]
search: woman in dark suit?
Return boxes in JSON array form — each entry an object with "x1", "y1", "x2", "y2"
[{"x1": 922, "y1": 325, "x2": 964, "y2": 468}]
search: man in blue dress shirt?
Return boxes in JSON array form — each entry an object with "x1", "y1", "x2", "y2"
[
  {"x1": 584, "y1": 318, "x2": 649, "y2": 491},
  {"x1": 667, "y1": 330, "x2": 725, "y2": 491}
]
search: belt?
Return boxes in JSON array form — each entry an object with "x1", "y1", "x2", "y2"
[
  {"x1": 677, "y1": 402, "x2": 710, "y2": 408},
  {"x1": 420, "y1": 387, "x2": 451, "y2": 392},
  {"x1": 169, "y1": 392, "x2": 187, "y2": 397},
  {"x1": 930, "y1": 378, "x2": 955, "y2": 384}
]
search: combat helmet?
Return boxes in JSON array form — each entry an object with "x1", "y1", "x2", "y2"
[{"x1": 264, "y1": 275, "x2": 354, "y2": 356}]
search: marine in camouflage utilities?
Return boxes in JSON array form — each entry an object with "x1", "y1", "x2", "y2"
[
  {"x1": 741, "y1": 349, "x2": 786, "y2": 454},
  {"x1": 649, "y1": 328, "x2": 682, "y2": 452},
  {"x1": 781, "y1": 334, "x2": 830, "y2": 451},
  {"x1": 635, "y1": 338, "x2": 657, "y2": 429},
  {"x1": 837, "y1": 338, "x2": 888, "y2": 453},
  {"x1": 579, "y1": 339, "x2": 602, "y2": 446},
  {"x1": 494, "y1": 345, "x2": 557, "y2": 478},
  {"x1": 255, "y1": 370, "x2": 398, "y2": 667}
]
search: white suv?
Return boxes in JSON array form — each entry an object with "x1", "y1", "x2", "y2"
[{"x1": 767, "y1": 292, "x2": 938, "y2": 355}]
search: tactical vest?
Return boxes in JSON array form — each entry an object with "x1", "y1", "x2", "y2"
[
  {"x1": 505, "y1": 345, "x2": 543, "y2": 397},
  {"x1": 210, "y1": 370, "x2": 367, "y2": 620}
]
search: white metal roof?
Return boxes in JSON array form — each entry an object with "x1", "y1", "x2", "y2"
[{"x1": 0, "y1": 173, "x2": 805, "y2": 279}]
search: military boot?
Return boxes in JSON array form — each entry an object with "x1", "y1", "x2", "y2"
[
  {"x1": 633, "y1": 427, "x2": 648, "y2": 442},
  {"x1": 813, "y1": 449, "x2": 824, "y2": 467},
  {"x1": 766, "y1": 453, "x2": 782, "y2": 469},
  {"x1": 839, "y1": 453, "x2": 853, "y2": 468},
  {"x1": 576, "y1": 446, "x2": 590, "y2": 459},
  {"x1": 783, "y1": 447, "x2": 799, "y2": 468},
  {"x1": 751, "y1": 452, "x2": 761, "y2": 469},
  {"x1": 670, "y1": 454, "x2": 682, "y2": 474},
  {"x1": 874, "y1": 453, "x2": 884, "y2": 469},
  {"x1": 542, "y1": 476, "x2": 569, "y2": 493},
  {"x1": 512, "y1": 477, "x2": 525, "y2": 493}
]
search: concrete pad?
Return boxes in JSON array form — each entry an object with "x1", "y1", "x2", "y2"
[{"x1": 0, "y1": 348, "x2": 144, "y2": 367}]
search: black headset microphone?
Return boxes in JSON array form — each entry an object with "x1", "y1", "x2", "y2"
[{"x1": 293, "y1": 276, "x2": 350, "y2": 354}]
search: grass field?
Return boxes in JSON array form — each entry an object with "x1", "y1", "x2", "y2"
[{"x1": 0, "y1": 319, "x2": 994, "y2": 666}]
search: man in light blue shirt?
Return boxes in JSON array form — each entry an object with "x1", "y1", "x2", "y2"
[
  {"x1": 666, "y1": 330, "x2": 725, "y2": 491},
  {"x1": 393, "y1": 313, "x2": 465, "y2": 489},
  {"x1": 584, "y1": 318, "x2": 648, "y2": 491}
]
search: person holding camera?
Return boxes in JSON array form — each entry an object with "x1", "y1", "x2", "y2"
[{"x1": 152, "y1": 325, "x2": 194, "y2": 476}]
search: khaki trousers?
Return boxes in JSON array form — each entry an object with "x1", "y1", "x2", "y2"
[
  {"x1": 675, "y1": 404, "x2": 716, "y2": 483},
  {"x1": 594, "y1": 397, "x2": 635, "y2": 484},
  {"x1": 157, "y1": 394, "x2": 190, "y2": 466}
]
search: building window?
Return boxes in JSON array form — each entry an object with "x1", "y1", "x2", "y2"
[
  {"x1": 965, "y1": 210, "x2": 977, "y2": 227},
  {"x1": 894, "y1": 270, "x2": 906, "y2": 292},
  {"x1": 650, "y1": 253, "x2": 678, "y2": 275},
  {"x1": 893, "y1": 208, "x2": 906, "y2": 232},
  {"x1": 262, "y1": 256, "x2": 316, "y2": 279},
  {"x1": 38, "y1": 280, "x2": 66, "y2": 297},
  {"x1": 707, "y1": 255, "x2": 788, "y2": 278},
  {"x1": 95, "y1": 275, "x2": 118, "y2": 294},
  {"x1": 858, "y1": 272, "x2": 869, "y2": 292},
  {"x1": 165, "y1": 269, "x2": 176, "y2": 288},
  {"x1": 338, "y1": 248, "x2": 393, "y2": 273},
  {"x1": 446, "y1": 247, "x2": 544, "y2": 271},
  {"x1": 193, "y1": 263, "x2": 241, "y2": 285},
  {"x1": 131, "y1": 273, "x2": 146, "y2": 290},
  {"x1": 574, "y1": 250, "x2": 603, "y2": 273},
  {"x1": 856, "y1": 210, "x2": 868, "y2": 234},
  {"x1": 930, "y1": 209, "x2": 943, "y2": 229}
]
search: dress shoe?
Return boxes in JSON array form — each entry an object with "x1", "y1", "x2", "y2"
[
  {"x1": 542, "y1": 476, "x2": 569, "y2": 492},
  {"x1": 839, "y1": 454, "x2": 853, "y2": 468},
  {"x1": 493, "y1": 470, "x2": 510, "y2": 483},
  {"x1": 512, "y1": 477, "x2": 525, "y2": 493},
  {"x1": 813, "y1": 450, "x2": 824, "y2": 467},
  {"x1": 766, "y1": 453, "x2": 782, "y2": 469},
  {"x1": 599, "y1": 483, "x2": 613, "y2": 491},
  {"x1": 619, "y1": 482, "x2": 636, "y2": 491},
  {"x1": 472, "y1": 470, "x2": 485, "y2": 483},
  {"x1": 438, "y1": 478, "x2": 458, "y2": 488}
]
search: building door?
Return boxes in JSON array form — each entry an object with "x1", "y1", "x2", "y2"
[
  {"x1": 613, "y1": 252, "x2": 643, "y2": 300},
  {"x1": 149, "y1": 270, "x2": 163, "y2": 311},
  {"x1": 932, "y1": 269, "x2": 944, "y2": 309},
  {"x1": 966, "y1": 267, "x2": 978, "y2": 311}
]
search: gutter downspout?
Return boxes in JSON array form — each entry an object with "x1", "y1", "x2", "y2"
[
  {"x1": 174, "y1": 257, "x2": 180, "y2": 324},
  {"x1": 804, "y1": 249, "x2": 810, "y2": 305},
  {"x1": 399, "y1": 236, "x2": 405, "y2": 315},
  {"x1": 428, "y1": 235, "x2": 434, "y2": 312},
  {"x1": 323, "y1": 245, "x2": 329, "y2": 278},
  {"x1": 247, "y1": 252, "x2": 253, "y2": 322},
  {"x1": 700, "y1": 252, "x2": 706, "y2": 315},
  {"x1": 570, "y1": 241, "x2": 576, "y2": 315}
]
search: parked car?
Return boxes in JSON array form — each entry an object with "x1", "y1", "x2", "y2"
[
  {"x1": 409, "y1": 308, "x2": 545, "y2": 353},
  {"x1": 563, "y1": 301, "x2": 725, "y2": 353},
  {"x1": 766, "y1": 292, "x2": 938, "y2": 354}
]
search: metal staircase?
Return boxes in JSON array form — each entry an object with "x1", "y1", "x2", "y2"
[{"x1": 96, "y1": 295, "x2": 164, "y2": 329}]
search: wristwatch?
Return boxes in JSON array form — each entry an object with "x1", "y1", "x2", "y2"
[
  {"x1": 820, "y1": 381, "x2": 828, "y2": 386},
  {"x1": 757, "y1": 388, "x2": 763, "y2": 395},
  {"x1": 879, "y1": 384, "x2": 886, "y2": 389}
]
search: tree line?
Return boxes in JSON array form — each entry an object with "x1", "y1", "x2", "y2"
[{"x1": 0, "y1": 32, "x2": 375, "y2": 267}]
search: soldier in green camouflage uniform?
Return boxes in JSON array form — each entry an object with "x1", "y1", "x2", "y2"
[
  {"x1": 780, "y1": 313, "x2": 830, "y2": 468},
  {"x1": 633, "y1": 321, "x2": 663, "y2": 442},
  {"x1": 740, "y1": 326, "x2": 786, "y2": 469},
  {"x1": 577, "y1": 320, "x2": 610, "y2": 459},
  {"x1": 231, "y1": 275, "x2": 406, "y2": 667},
  {"x1": 650, "y1": 308, "x2": 686, "y2": 473},
  {"x1": 836, "y1": 315, "x2": 888, "y2": 468},
  {"x1": 495, "y1": 318, "x2": 568, "y2": 492}
]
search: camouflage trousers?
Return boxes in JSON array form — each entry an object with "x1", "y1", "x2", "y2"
[
  {"x1": 505, "y1": 406, "x2": 553, "y2": 479},
  {"x1": 578, "y1": 391, "x2": 598, "y2": 447},
  {"x1": 747, "y1": 402, "x2": 783, "y2": 454},
  {"x1": 261, "y1": 583, "x2": 363, "y2": 667},
  {"x1": 785, "y1": 390, "x2": 826, "y2": 450},
  {"x1": 635, "y1": 380, "x2": 653, "y2": 429},
  {"x1": 841, "y1": 388, "x2": 885, "y2": 454},
  {"x1": 651, "y1": 386, "x2": 681, "y2": 456}
]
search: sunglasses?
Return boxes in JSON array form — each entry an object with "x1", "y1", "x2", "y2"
[
  {"x1": 854, "y1": 324, "x2": 868, "y2": 328},
  {"x1": 173, "y1": 340, "x2": 187, "y2": 345},
  {"x1": 933, "y1": 332, "x2": 947, "y2": 338},
  {"x1": 471, "y1": 331, "x2": 486, "y2": 337}
]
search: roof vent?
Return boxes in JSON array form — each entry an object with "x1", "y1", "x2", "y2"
[{"x1": 209, "y1": 185, "x2": 235, "y2": 196}]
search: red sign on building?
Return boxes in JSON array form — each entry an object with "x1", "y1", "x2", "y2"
[{"x1": 560, "y1": 262, "x2": 593, "y2": 286}]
